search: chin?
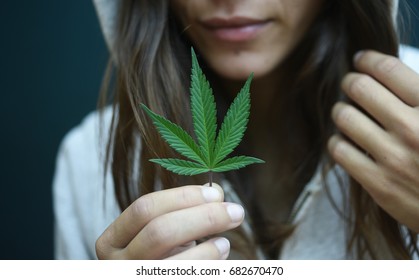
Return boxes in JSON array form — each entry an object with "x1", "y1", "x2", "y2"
[{"x1": 204, "y1": 50, "x2": 283, "y2": 81}]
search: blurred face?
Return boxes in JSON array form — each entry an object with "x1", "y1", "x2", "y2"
[{"x1": 171, "y1": 0, "x2": 324, "y2": 81}]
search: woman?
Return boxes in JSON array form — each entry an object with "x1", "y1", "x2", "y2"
[{"x1": 53, "y1": 0, "x2": 419, "y2": 259}]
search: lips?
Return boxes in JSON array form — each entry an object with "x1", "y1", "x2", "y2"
[
  {"x1": 202, "y1": 17, "x2": 269, "y2": 28},
  {"x1": 200, "y1": 16, "x2": 271, "y2": 42}
]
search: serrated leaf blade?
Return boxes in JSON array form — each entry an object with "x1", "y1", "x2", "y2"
[
  {"x1": 150, "y1": 158, "x2": 210, "y2": 176},
  {"x1": 211, "y1": 156, "x2": 265, "y2": 173},
  {"x1": 190, "y1": 48, "x2": 217, "y2": 166},
  {"x1": 142, "y1": 49, "x2": 264, "y2": 180},
  {"x1": 213, "y1": 74, "x2": 253, "y2": 165},
  {"x1": 141, "y1": 104, "x2": 205, "y2": 165}
]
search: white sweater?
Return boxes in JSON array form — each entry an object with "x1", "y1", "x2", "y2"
[{"x1": 52, "y1": 45, "x2": 419, "y2": 259}]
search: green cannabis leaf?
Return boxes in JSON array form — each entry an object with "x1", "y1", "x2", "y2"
[{"x1": 141, "y1": 48, "x2": 264, "y2": 186}]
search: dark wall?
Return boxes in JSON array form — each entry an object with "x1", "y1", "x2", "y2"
[
  {"x1": 1, "y1": 1, "x2": 418, "y2": 260},
  {"x1": 1, "y1": 1, "x2": 107, "y2": 259},
  {"x1": 401, "y1": 1, "x2": 419, "y2": 46}
]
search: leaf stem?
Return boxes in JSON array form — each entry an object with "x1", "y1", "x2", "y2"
[{"x1": 209, "y1": 171, "x2": 213, "y2": 187}]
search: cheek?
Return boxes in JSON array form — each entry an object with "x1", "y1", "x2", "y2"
[
  {"x1": 284, "y1": 0, "x2": 324, "y2": 31},
  {"x1": 170, "y1": 0, "x2": 194, "y2": 27}
]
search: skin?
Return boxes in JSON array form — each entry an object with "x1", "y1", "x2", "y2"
[
  {"x1": 96, "y1": 183, "x2": 243, "y2": 259},
  {"x1": 96, "y1": 1, "x2": 419, "y2": 260},
  {"x1": 329, "y1": 50, "x2": 419, "y2": 233},
  {"x1": 170, "y1": 0, "x2": 323, "y2": 81}
]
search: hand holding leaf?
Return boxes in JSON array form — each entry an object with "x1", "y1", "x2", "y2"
[{"x1": 141, "y1": 48, "x2": 264, "y2": 186}]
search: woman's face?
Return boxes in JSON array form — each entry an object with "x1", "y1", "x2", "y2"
[{"x1": 171, "y1": 0, "x2": 324, "y2": 81}]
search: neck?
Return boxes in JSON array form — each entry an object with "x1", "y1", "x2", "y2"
[{"x1": 212, "y1": 68, "x2": 311, "y2": 222}]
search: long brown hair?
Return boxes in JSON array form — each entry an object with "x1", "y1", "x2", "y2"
[{"x1": 99, "y1": 0, "x2": 418, "y2": 259}]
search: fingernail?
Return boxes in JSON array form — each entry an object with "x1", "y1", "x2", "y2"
[
  {"x1": 226, "y1": 204, "x2": 244, "y2": 223},
  {"x1": 354, "y1": 50, "x2": 365, "y2": 64},
  {"x1": 202, "y1": 187, "x2": 221, "y2": 202},
  {"x1": 214, "y1": 238, "x2": 230, "y2": 259}
]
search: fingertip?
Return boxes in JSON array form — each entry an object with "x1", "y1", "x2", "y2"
[
  {"x1": 331, "y1": 101, "x2": 345, "y2": 122},
  {"x1": 354, "y1": 50, "x2": 366, "y2": 65},
  {"x1": 328, "y1": 134, "x2": 339, "y2": 152},
  {"x1": 202, "y1": 182, "x2": 224, "y2": 201},
  {"x1": 165, "y1": 237, "x2": 231, "y2": 260},
  {"x1": 226, "y1": 203, "x2": 245, "y2": 224},
  {"x1": 212, "y1": 183, "x2": 225, "y2": 200},
  {"x1": 202, "y1": 186, "x2": 222, "y2": 202},
  {"x1": 328, "y1": 134, "x2": 346, "y2": 161},
  {"x1": 212, "y1": 237, "x2": 230, "y2": 260}
]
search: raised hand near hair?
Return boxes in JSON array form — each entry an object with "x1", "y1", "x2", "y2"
[
  {"x1": 329, "y1": 50, "x2": 419, "y2": 233},
  {"x1": 95, "y1": 183, "x2": 244, "y2": 259}
]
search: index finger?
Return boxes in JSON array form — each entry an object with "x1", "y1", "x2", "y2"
[
  {"x1": 354, "y1": 50, "x2": 419, "y2": 106},
  {"x1": 97, "y1": 184, "x2": 224, "y2": 252}
]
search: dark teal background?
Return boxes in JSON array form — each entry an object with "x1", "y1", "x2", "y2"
[
  {"x1": 1, "y1": 1, "x2": 107, "y2": 259},
  {"x1": 1, "y1": 1, "x2": 418, "y2": 259}
]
